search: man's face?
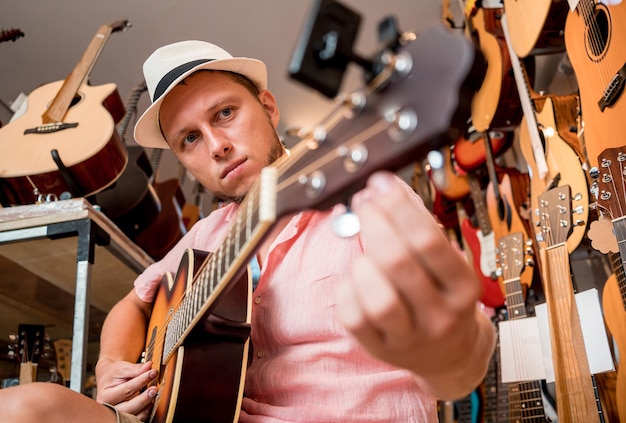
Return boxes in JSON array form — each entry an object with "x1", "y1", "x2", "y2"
[{"x1": 159, "y1": 71, "x2": 283, "y2": 203}]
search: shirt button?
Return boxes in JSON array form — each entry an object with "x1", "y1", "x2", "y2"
[
  {"x1": 256, "y1": 350, "x2": 264, "y2": 358},
  {"x1": 254, "y1": 296, "x2": 262, "y2": 304}
]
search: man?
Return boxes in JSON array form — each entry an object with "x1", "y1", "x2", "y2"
[{"x1": 0, "y1": 40, "x2": 495, "y2": 422}]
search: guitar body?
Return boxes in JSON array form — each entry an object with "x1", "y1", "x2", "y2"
[
  {"x1": 454, "y1": 131, "x2": 511, "y2": 173},
  {"x1": 486, "y1": 170, "x2": 534, "y2": 289},
  {"x1": 602, "y1": 273, "x2": 626, "y2": 423},
  {"x1": 134, "y1": 179, "x2": 187, "y2": 261},
  {"x1": 468, "y1": 8, "x2": 523, "y2": 132},
  {"x1": 145, "y1": 249, "x2": 251, "y2": 423},
  {"x1": 519, "y1": 96, "x2": 589, "y2": 253},
  {"x1": 460, "y1": 217, "x2": 505, "y2": 307},
  {"x1": 428, "y1": 145, "x2": 471, "y2": 201},
  {"x1": 564, "y1": 0, "x2": 626, "y2": 169},
  {"x1": 0, "y1": 80, "x2": 127, "y2": 205},
  {"x1": 502, "y1": 0, "x2": 569, "y2": 57},
  {"x1": 93, "y1": 145, "x2": 161, "y2": 238}
]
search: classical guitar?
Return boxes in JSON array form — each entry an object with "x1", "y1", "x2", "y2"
[
  {"x1": 501, "y1": 0, "x2": 568, "y2": 57},
  {"x1": 537, "y1": 185, "x2": 601, "y2": 422},
  {"x1": 0, "y1": 20, "x2": 130, "y2": 206},
  {"x1": 593, "y1": 146, "x2": 626, "y2": 423},
  {"x1": 564, "y1": 0, "x2": 626, "y2": 170},
  {"x1": 141, "y1": 24, "x2": 486, "y2": 423}
]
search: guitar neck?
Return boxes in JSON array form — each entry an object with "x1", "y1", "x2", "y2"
[
  {"x1": 541, "y1": 243, "x2": 600, "y2": 421},
  {"x1": 162, "y1": 167, "x2": 278, "y2": 362},
  {"x1": 42, "y1": 21, "x2": 126, "y2": 123},
  {"x1": 611, "y1": 219, "x2": 626, "y2": 310},
  {"x1": 467, "y1": 173, "x2": 493, "y2": 236}
]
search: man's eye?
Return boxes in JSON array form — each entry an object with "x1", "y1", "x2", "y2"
[
  {"x1": 183, "y1": 133, "x2": 198, "y2": 145},
  {"x1": 218, "y1": 107, "x2": 233, "y2": 119}
]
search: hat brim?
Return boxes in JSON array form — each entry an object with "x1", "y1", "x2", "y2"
[{"x1": 134, "y1": 57, "x2": 267, "y2": 149}]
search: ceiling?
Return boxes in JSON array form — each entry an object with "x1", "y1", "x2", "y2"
[{"x1": 0, "y1": 0, "x2": 443, "y2": 184}]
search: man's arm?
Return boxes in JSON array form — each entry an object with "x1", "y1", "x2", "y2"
[
  {"x1": 95, "y1": 289, "x2": 158, "y2": 420},
  {"x1": 335, "y1": 171, "x2": 496, "y2": 401}
]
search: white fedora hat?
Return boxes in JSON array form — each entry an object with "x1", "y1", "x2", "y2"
[{"x1": 134, "y1": 40, "x2": 267, "y2": 149}]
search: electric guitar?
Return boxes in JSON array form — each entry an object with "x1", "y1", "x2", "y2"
[
  {"x1": 593, "y1": 146, "x2": 626, "y2": 423},
  {"x1": 0, "y1": 20, "x2": 130, "y2": 206},
  {"x1": 537, "y1": 185, "x2": 600, "y2": 422},
  {"x1": 460, "y1": 172, "x2": 505, "y2": 308},
  {"x1": 141, "y1": 24, "x2": 486, "y2": 423},
  {"x1": 501, "y1": 0, "x2": 569, "y2": 57},
  {"x1": 564, "y1": 0, "x2": 626, "y2": 170}
]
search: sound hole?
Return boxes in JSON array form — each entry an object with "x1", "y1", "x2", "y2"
[{"x1": 586, "y1": 5, "x2": 610, "y2": 61}]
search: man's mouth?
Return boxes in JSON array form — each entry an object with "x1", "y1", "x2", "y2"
[{"x1": 221, "y1": 158, "x2": 246, "y2": 179}]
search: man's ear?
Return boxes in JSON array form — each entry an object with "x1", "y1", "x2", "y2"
[{"x1": 259, "y1": 90, "x2": 281, "y2": 128}]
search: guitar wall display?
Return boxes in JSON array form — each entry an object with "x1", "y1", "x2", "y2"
[
  {"x1": 141, "y1": 23, "x2": 487, "y2": 423},
  {"x1": 0, "y1": 20, "x2": 130, "y2": 206},
  {"x1": 564, "y1": 0, "x2": 626, "y2": 170}
]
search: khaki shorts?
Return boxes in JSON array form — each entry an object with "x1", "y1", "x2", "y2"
[{"x1": 103, "y1": 404, "x2": 143, "y2": 423}]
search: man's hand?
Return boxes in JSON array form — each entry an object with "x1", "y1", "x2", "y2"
[
  {"x1": 335, "y1": 171, "x2": 495, "y2": 400},
  {"x1": 95, "y1": 358, "x2": 159, "y2": 421}
]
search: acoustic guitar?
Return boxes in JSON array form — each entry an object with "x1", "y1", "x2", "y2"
[
  {"x1": 140, "y1": 24, "x2": 486, "y2": 423},
  {"x1": 501, "y1": 0, "x2": 569, "y2": 57},
  {"x1": 497, "y1": 232, "x2": 555, "y2": 421},
  {"x1": 537, "y1": 186, "x2": 601, "y2": 422},
  {"x1": 593, "y1": 146, "x2": 626, "y2": 423},
  {"x1": 462, "y1": 6, "x2": 523, "y2": 132},
  {"x1": 133, "y1": 149, "x2": 187, "y2": 261},
  {"x1": 564, "y1": 0, "x2": 626, "y2": 170},
  {"x1": 0, "y1": 20, "x2": 130, "y2": 206}
]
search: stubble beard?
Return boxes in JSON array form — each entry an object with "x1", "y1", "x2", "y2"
[{"x1": 212, "y1": 132, "x2": 285, "y2": 205}]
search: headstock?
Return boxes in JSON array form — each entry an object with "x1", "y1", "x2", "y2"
[
  {"x1": 497, "y1": 232, "x2": 526, "y2": 281},
  {"x1": 275, "y1": 23, "x2": 486, "y2": 217},
  {"x1": 16, "y1": 324, "x2": 46, "y2": 365},
  {"x1": 537, "y1": 185, "x2": 573, "y2": 248},
  {"x1": 53, "y1": 338, "x2": 72, "y2": 386},
  {"x1": 108, "y1": 20, "x2": 131, "y2": 34},
  {"x1": 595, "y1": 147, "x2": 626, "y2": 220}
]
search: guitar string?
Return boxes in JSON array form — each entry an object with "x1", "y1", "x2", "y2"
[{"x1": 578, "y1": 0, "x2": 612, "y2": 85}]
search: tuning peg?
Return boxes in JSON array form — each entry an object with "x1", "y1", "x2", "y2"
[
  {"x1": 525, "y1": 258, "x2": 534, "y2": 267},
  {"x1": 332, "y1": 205, "x2": 361, "y2": 238},
  {"x1": 589, "y1": 167, "x2": 600, "y2": 180}
]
